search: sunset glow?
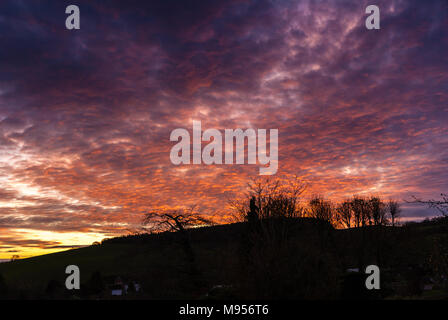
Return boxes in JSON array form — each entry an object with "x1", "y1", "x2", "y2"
[{"x1": 0, "y1": 0, "x2": 447, "y2": 259}]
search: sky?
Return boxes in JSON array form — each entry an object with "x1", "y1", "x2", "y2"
[{"x1": 0, "y1": 0, "x2": 447, "y2": 259}]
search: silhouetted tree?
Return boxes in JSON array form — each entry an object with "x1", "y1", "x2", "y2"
[
  {"x1": 308, "y1": 196, "x2": 334, "y2": 225},
  {"x1": 337, "y1": 200, "x2": 353, "y2": 228},
  {"x1": 142, "y1": 207, "x2": 214, "y2": 263},
  {"x1": 410, "y1": 193, "x2": 448, "y2": 216},
  {"x1": 230, "y1": 177, "x2": 306, "y2": 221},
  {"x1": 388, "y1": 200, "x2": 401, "y2": 226},
  {"x1": 231, "y1": 179, "x2": 340, "y2": 299},
  {"x1": 351, "y1": 196, "x2": 370, "y2": 227},
  {"x1": 247, "y1": 196, "x2": 259, "y2": 224},
  {"x1": 351, "y1": 196, "x2": 362, "y2": 227},
  {"x1": 369, "y1": 196, "x2": 387, "y2": 226},
  {"x1": 143, "y1": 207, "x2": 214, "y2": 234}
]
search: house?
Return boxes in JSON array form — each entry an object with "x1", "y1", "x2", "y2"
[
  {"x1": 108, "y1": 276, "x2": 141, "y2": 296},
  {"x1": 111, "y1": 284, "x2": 123, "y2": 296},
  {"x1": 110, "y1": 276, "x2": 126, "y2": 296}
]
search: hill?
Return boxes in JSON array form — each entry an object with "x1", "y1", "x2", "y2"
[{"x1": 1, "y1": 217, "x2": 448, "y2": 299}]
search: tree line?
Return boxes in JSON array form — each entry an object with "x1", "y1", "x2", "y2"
[
  {"x1": 308, "y1": 195, "x2": 401, "y2": 228},
  {"x1": 230, "y1": 178, "x2": 401, "y2": 228}
]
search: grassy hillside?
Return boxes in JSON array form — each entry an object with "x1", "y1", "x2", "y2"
[{"x1": 1, "y1": 218, "x2": 448, "y2": 300}]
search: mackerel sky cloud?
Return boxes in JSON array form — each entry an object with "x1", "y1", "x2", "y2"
[{"x1": 0, "y1": 0, "x2": 447, "y2": 257}]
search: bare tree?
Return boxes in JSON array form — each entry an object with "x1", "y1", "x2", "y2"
[
  {"x1": 308, "y1": 196, "x2": 334, "y2": 225},
  {"x1": 369, "y1": 196, "x2": 387, "y2": 226},
  {"x1": 143, "y1": 208, "x2": 213, "y2": 234},
  {"x1": 337, "y1": 200, "x2": 353, "y2": 228},
  {"x1": 142, "y1": 207, "x2": 214, "y2": 263},
  {"x1": 351, "y1": 196, "x2": 367, "y2": 228},
  {"x1": 231, "y1": 177, "x2": 307, "y2": 285},
  {"x1": 410, "y1": 193, "x2": 448, "y2": 216},
  {"x1": 350, "y1": 196, "x2": 378, "y2": 227},
  {"x1": 229, "y1": 177, "x2": 306, "y2": 221},
  {"x1": 388, "y1": 200, "x2": 401, "y2": 226}
]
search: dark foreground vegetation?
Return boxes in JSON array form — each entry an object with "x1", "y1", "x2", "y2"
[
  {"x1": 0, "y1": 216, "x2": 448, "y2": 300},
  {"x1": 1, "y1": 179, "x2": 447, "y2": 300}
]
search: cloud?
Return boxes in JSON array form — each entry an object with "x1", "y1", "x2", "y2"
[{"x1": 0, "y1": 0, "x2": 446, "y2": 255}]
